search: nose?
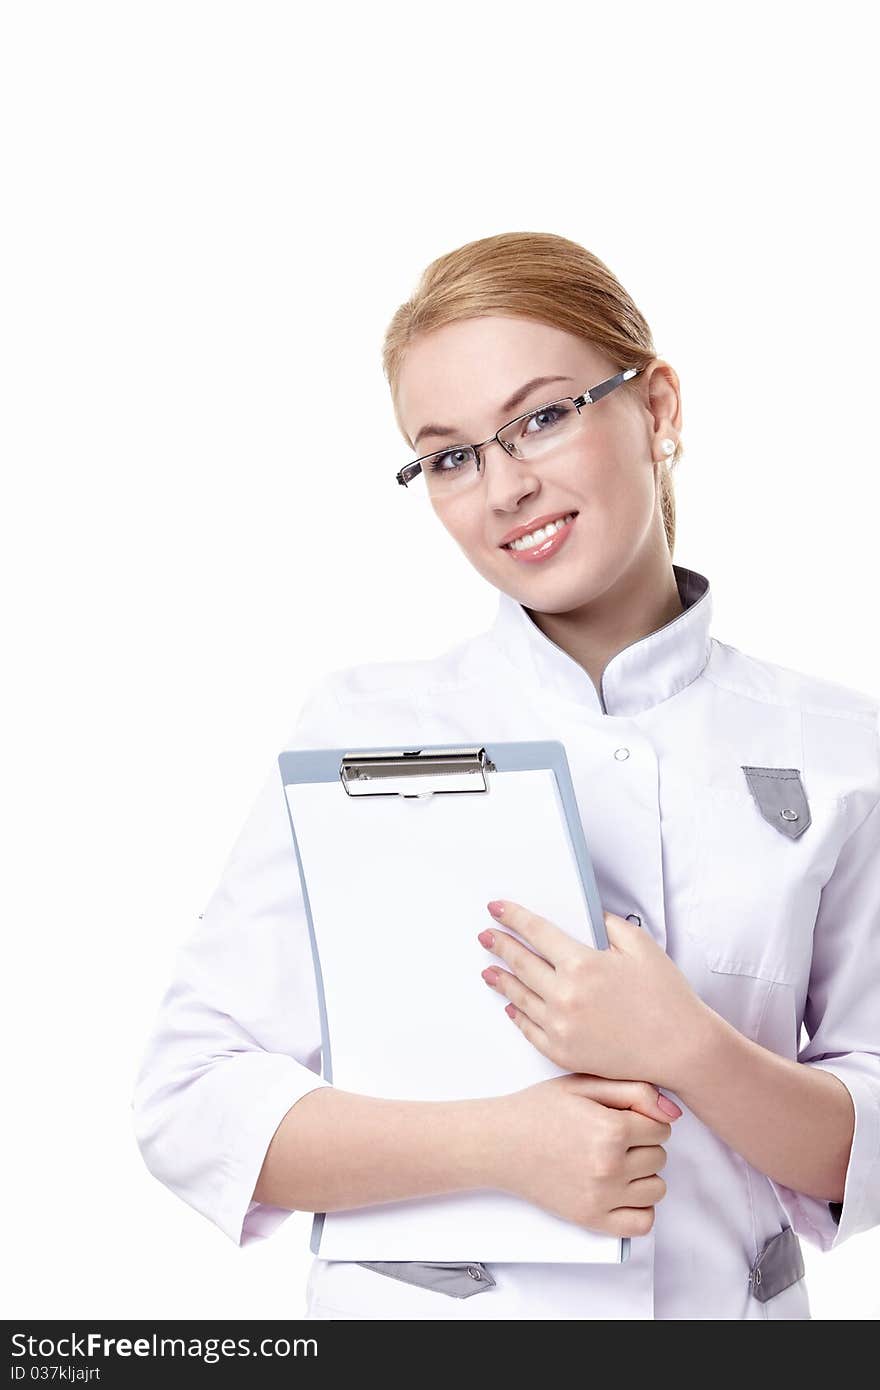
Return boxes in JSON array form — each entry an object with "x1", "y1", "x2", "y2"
[{"x1": 481, "y1": 438, "x2": 542, "y2": 512}]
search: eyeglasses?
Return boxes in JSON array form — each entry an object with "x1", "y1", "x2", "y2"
[{"x1": 396, "y1": 367, "x2": 642, "y2": 495}]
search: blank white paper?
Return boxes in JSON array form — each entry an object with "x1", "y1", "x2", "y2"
[{"x1": 285, "y1": 766, "x2": 622, "y2": 1262}]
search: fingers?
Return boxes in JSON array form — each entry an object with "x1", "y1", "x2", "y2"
[
  {"x1": 478, "y1": 923, "x2": 556, "y2": 996},
  {"x1": 501, "y1": 999, "x2": 553, "y2": 1060},
  {"x1": 485, "y1": 900, "x2": 579, "y2": 969},
  {"x1": 622, "y1": 1112, "x2": 673, "y2": 1145},
  {"x1": 602, "y1": 911, "x2": 649, "y2": 954},
  {"x1": 481, "y1": 964, "x2": 546, "y2": 1023},
  {"x1": 624, "y1": 1143, "x2": 668, "y2": 1179},
  {"x1": 603, "y1": 1173, "x2": 668, "y2": 1239},
  {"x1": 604, "y1": 1206, "x2": 656, "y2": 1238},
  {"x1": 562, "y1": 1076, "x2": 678, "y2": 1127},
  {"x1": 620, "y1": 1174, "x2": 667, "y2": 1208}
]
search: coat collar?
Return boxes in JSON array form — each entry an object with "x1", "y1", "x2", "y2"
[{"x1": 486, "y1": 563, "x2": 713, "y2": 717}]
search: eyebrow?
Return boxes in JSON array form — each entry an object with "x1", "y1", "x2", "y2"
[{"x1": 412, "y1": 375, "x2": 575, "y2": 452}]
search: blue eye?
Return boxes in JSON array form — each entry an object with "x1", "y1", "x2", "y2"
[
  {"x1": 428, "y1": 447, "x2": 474, "y2": 474},
  {"x1": 523, "y1": 403, "x2": 571, "y2": 434}
]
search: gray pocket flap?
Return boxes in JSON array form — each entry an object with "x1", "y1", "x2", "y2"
[
  {"x1": 741, "y1": 766, "x2": 812, "y2": 839},
  {"x1": 356, "y1": 1260, "x2": 496, "y2": 1298},
  {"x1": 748, "y1": 1226, "x2": 805, "y2": 1301}
]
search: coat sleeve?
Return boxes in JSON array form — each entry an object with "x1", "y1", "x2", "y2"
[
  {"x1": 130, "y1": 675, "x2": 345, "y2": 1247},
  {"x1": 767, "y1": 738, "x2": 880, "y2": 1253}
]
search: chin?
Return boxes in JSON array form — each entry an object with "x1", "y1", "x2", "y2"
[{"x1": 516, "y1": 564, "x2": 611, "y2": 613}]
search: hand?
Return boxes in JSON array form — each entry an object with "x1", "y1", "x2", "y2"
[
  {"x1": 478, "y1": 899, "x2": 709, "y2": 1091},
  {"x1": 492, "y1": 1073, "x2": 675, "y2": 1237}
]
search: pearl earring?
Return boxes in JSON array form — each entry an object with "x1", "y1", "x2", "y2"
[{"x1": 660, "y1": 438, "x2": 675, "y2": 457}]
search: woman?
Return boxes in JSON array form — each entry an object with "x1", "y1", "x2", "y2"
[{"x1": 132, "y1": 232, "x2": 880, "y2": 1320}]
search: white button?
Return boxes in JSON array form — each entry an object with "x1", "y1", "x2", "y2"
[{"x1": 614, "y1": 747, "x2": 630, "y2": 760}]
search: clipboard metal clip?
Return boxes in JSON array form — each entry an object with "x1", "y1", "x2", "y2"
[{"x1": 340, "y1": 747, "x2": 494, "y2": 798}]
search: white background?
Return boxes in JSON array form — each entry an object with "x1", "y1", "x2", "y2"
[{"x1": 2, "y1": 0, "x2": 877, "y2": 1321}]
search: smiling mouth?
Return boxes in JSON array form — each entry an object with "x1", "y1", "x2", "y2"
[{"x1": 502, "y1": 511, "x2": 578, "y2": 552}]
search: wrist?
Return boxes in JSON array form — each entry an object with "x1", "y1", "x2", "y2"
[
  {"x1": 448, "y1": 1095, "x2": 512, "y2": 1191},
  {"x1": 664, "y1": 996, "x2": 732, "y2": 1097}
]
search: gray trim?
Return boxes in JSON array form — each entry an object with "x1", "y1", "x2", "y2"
[
  {"x1": 355, "y1": 1261, "x2": 496, "y2": 1298},
  {"x1": 741, "y1": 766, "x2": 812, "y2": 839},
  {"x1": 596, "y1": 564, "x2": 710, "y2": 715},
  {"x1": 748, "y1": 1226, "x2": 805, "y2": 1302}
]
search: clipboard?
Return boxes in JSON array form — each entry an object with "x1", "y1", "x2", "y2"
[{"x1": 278, "y1": 739, "x2": 629, "y2": 1265}]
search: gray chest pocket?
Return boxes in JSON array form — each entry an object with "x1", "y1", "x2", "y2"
[
  {"x1": 356, "y1": 1260, "x2": 496, "y2": 1298},
  {"x1": 741, "y1": 766, "x2": 812, "y2": 839}
]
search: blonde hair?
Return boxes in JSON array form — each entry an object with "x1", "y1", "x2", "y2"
[{"x1": 382, "y1": 231, "x2": 681, "y2": 555}]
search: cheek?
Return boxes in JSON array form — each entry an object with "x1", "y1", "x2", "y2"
[
  {"x1": 578, "y1": 452, "x2": 654, "y2": 535},
  {"x1": 439, "y1": 505, "x2": 507, "y2": 582},
  {"x1": 433, "y1": 498, "x2": 481, "y2": 552}
]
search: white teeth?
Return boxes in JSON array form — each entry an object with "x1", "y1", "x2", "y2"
[{"x1": 506, "y1": 513, "x2": 576, "y2": 551}]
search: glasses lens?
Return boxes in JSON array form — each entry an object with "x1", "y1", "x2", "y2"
[
  {"x1": 498, "y1": 399, "x2": 581, "y2": 459},
  {"x1": 411, "y1": 399, "x2": 582, "y2": 493},
  {"x1": 419, "y1": 445, "x2": 480, "y2": 496}
]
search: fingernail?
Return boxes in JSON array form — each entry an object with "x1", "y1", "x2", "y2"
[
  {"x1": 657, "y1": 1093, "x2": 683, "y2": 1118},
  {"x1": 487, "y1": 901, "x2": 505, "y2": 918},
  {"x1": 478, "y1": 930, "x2": 495, "y2": 948},
  {"x1": 481, "y1": 967, "x2": 500, "y2": 986}
]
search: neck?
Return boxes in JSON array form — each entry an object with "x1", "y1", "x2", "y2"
[{"x1": 524, "y1": 545, "x2": 685, "y2": 702}]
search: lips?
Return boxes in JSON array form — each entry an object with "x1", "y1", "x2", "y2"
[
  {"x1": 501, "y1": 511, "x2": 578, "y2": 564},
  {"x1": 498, "y1": 510, "x2": 579, "y2": 548}
]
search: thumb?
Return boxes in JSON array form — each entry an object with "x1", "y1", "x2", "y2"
[
  {"x1": 602, "y1": 910, "x2": 642, "y2": 951},
  {"x1": 567, "y1": 1074, "x2": 683, "y2": 1123},
  {"x1": 656, "y1": 1090, "x2": 684, "y2": 1118}
]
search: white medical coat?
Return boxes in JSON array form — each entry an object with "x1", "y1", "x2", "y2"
[{"x1": 131, "y1": 564, "x2": 880, "y2": 1319}]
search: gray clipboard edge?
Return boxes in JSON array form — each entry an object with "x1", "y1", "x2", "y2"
[
  {"x1": 277, "y1": 738, "x2": 626, "y2": 1264},
  {"x1": 277, "y1": 762, "x2": 333, "y2": 1257}
]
